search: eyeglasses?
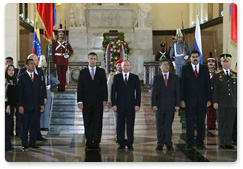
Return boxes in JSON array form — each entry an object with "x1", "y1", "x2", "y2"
[{"x1": 161, "y1": 63, "x2": 169, "y2": 66}]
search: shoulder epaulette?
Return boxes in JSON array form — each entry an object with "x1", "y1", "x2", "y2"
[
  {"x1": 231, "y1": 69, "x2": 237, "y2": 73},
  {"x1": 215, "y1": 70, "x2": 223, "y2": 74}
]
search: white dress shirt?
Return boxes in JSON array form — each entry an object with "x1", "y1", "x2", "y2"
[
  {"x1": 191, "y1": 63, "x2": 200, "y2": 74},
  {"x1": 223, "y1": 68, "x2": 230, "y2": 76},
  {"x1": 26, "y1": 71, "x2": 34, "y2": 80},
  {"x1": 122, "y1": 72, "x2": 130, "y2": 81},
  {"x1": 162, "y1": 72, "x2": 169, "y2": 80},
  {"x1": 88, "y1": 66, "x2": 96, "y2": 77}
]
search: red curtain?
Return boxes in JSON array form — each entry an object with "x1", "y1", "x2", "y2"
[
  {"x1": 231, "y1": 3, "x2": 237, "y2": 43},
  {"x1": 36, "y1": 3, "x2": 54, "y2": 42}
]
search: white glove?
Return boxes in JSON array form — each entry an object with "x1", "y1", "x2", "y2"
[
  {"x1": 184, "y1": 55, "x2": 189, "y2": 60},
  {"x1": 172, "y1": 61, "x2": 176, "y2": 69},
  {"x1": 64, "y1": 55, "x2": 69, "y2": 59},
  {"x1": 46, "y1": 85, "x2": 51, "y2": 90}
]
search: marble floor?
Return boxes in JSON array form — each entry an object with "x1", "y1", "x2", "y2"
[{"x1": 5, "y1": 92, "x2": 237, "y2": 162}]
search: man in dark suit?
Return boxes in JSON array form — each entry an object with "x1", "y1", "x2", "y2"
[
  {"x1": 18, "y1": 59, "x2": 44, "y2": 151},
  {"x1": 77, "y1": 52, "x2": 108, "y2": 151},
  {"x1": 181, "y1": 50, "x2": 212, "y2": 150},
  {"x1": 151, "y1": 59, "x2": 180, "y2": 151},
  {"x1": 111, "y1": 60, "x2": 141, "y2": 151},
  {"x1": 18, "y1": 54, "x2": 47, "y2": 142}
]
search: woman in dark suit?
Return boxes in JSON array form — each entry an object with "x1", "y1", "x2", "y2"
[{"x1": 5, "y1": 65, "x2": 18, "y2": 152}]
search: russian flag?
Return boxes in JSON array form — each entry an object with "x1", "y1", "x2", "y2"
[
  {"x1": 33, "y1": 14, "x2": 42, "y2": 62},
  {"x1": 194, "y1": 15, "x2": 203, "y2": 65}
]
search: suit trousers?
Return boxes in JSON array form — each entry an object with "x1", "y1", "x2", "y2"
[
  {"x1": 185, "y1": 101, "x2": 207, "y2": 146},
  {"x1": 117, "y1": 108, "x2": 135, "y2": 146},
  {"x1": 21, "y1": 109, "x2": 39, "y2": 147},
  {"x1": 56, "y1": 65, "x2": 67, "y2": 91},
  {"x1": 5, "y1": 106, "x2": 14, "y2": 151},
  {"x1": 156, "y1": 110, "x2": 174, "y2": 147},
  {"x1": 217, "y1": 107, "x2": 236, "y2": 146},
  {"x1": 83, "y1": 105, "x2": 103, "y2": 146}
]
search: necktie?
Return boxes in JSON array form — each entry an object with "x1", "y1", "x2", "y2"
[
  {"x1": 30, "y1": 73, "x2": 34, "y2": 82},
  {"x1": 91, "y1": 68, "x2": 94, "y2": 80},
  {"x1": 226, "y1": 70, "x2": 229, "y2": 79},
  {"x1": 194, "y1": 65, "x2": 198, "y2": 78},
  {"x1": 164, "y1": 74, "x2": 168, "y2": 87},
  {"x1": 125, "y1": 74, "x2": 127, "y2": 86}
]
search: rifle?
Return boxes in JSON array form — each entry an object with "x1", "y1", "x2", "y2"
[
  {"x1": 64, "y1": 19, "x2": 68, "y2": 56},
  {"x1": 181, "y1": 11, "x2": 186, "y2": 55},
  {"x1": 213, "y1": 32, "x2": 219, "y2": 70}
]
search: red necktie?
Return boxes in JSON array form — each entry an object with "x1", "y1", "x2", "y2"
[
  {"x1": 125, "y1": 74, "x2": 127, "y2": 86},
  {"x1": 164, "y1": 74, "x2": 168, "y2": 87},
  {"x1": 194, "y1": 65, "x2": 198, "y2": 78},
  {"x1": 91, "y1": 68, "x2": 94, "y2": 80},
  {"x1": 30, "y1": 73, "x2": 34, "y2": 82}
]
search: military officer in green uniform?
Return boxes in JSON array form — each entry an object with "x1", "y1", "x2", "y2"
[{"x1": 213, "y1": 54, "x2": 237, "y2": 150}]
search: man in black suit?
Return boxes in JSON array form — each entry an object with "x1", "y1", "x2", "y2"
[
  {"x1": 151, "y1": 59, "x2": 180, "y2": 151},
  {"x1": 181, "y1": 50, "x2": 212, "y2": 150},
  {"x1": 18, "y1": 54, "x2": 47, "y2": 141},
  {"x1": 111, "y1": 60, "x2": 141, "y2": 151},
  {"x1": 18, "y1": 59, "x2": 45, "y2": 151},
  {"x1": 77, "y1": 52, "x2": 108, "y2": 151}
]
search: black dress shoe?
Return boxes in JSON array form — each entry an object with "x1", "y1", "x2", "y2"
[
  {"x1": 93, "y1": 145, "x2": 101, "y2": 152},
  {"x1": 156, "y1": 145, "x2": 163, "y2": 151},
  {"x1": 29, "y1": 145, "x2": 40, "y2": 149},
  {"x1": 22, "y1": 146, "x2": 29, "y2": 151},
  {"x1": 117, "y1": 145, "x2": 125, "y2": 150},
  {"x1": 167, "y1": 145, "x2": 174, "y2": 151},
  {"x1": 225, "y1": 145, "x2": 234, "y2": 149},
  {"x1": 184, "y1": 145, "x2": 193, "y2": 150},
  {"x1": 218, "y1": 145, "x2": 225, "y2": 149},
  {"x1": 127, "y1": 145, "x2": 134, "y2": 151},
  {"x1": 197, "y1": 145, "x2": 206, "y2": 150},
  {"x1": 37, "y1": 137, "x2": 47, "y2": 141},
  {"x1": 85, "y1": 145, "x2": 93, "y2": 151}
]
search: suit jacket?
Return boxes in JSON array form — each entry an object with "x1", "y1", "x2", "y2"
[
  {"x1": 18, "y1": 72, "x2": 44, "y2": 111},
  {"x1": 151, "y1": 73, "x2": 180, "y2": 112},
  {"x1": 181, "y1": 64, "x2": 211, "y2": 107},
  {"x1": 111, "y1": 73, "x2": 141, "y2": 111},
  {"x1": 18, "y1": 67, "x2": 47, "y2": 99},
  {"x1": 212, "y1": 69, "x2": 237, "y2": 108},
  {"x1": 77, "y1": 67, "x2": 108, "y2": 107}
]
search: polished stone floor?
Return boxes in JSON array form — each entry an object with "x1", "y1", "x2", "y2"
[{"x1": 5, "y1": 92, "x2": 237, "y2": 162}]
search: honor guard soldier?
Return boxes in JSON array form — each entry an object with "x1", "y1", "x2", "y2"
[
  {"x1": 52, "y1": 24, "x2": 73, "y2": 91},
  {"x1": 155, "y1": 43, "x2": 169, "y2": 61},
  {"x1": 170, "y1": 28, "x2": 191, "y2": 78},
  {"x1": 206, "y1": 58, "x2": 217, "y2": 130},
  {"x1": 213, "y1": 54, "x2": 237, "y2": 150}
]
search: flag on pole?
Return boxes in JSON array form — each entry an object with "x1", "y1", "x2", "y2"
[
  {"x1": 36, "y1": 3, "x2": 56, "y2": 43},
  {"x1": 32, "y1": 13, "x2": 42, "y2": 62},
  {"x1": 231, "y1": 3, "x2": 237, "y2": 43},
  {"x1": 194, "y1": 14, "x2": 203, "y2": 65}
]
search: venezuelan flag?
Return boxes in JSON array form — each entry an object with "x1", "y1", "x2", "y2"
[{"x1": 32, "y1": 13, "x2": 42, "y2": 62}]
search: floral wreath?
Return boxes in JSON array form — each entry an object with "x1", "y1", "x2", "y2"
[{"x1": 103, "y1": 34, "x2": 132, "y2": 73}]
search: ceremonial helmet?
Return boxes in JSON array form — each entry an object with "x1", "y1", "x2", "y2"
[
  {"x1": 207, "y1": 58, "x2": 216, "y2": 65},
  {"x1": 38, "y1": 55, "x2": 47, "y2": 68},
  {"x1": 176, "y1": 28, "x2": 183, "y2": 38},
  {"x1": 220, "y1": 53, "x2": 232, "y2": 62},
  {"x1": 58, "y1": 24, "x2": 64, "y2": 35}
]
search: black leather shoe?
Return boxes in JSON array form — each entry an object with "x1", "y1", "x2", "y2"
[
  {"x1": 197, "y1": 145, "x2": 206, "y2": 150},
  {"x1": 85, "y1": 145, "x2": 93, "y2": 151},
  {"x1": 117, "y1": 145, "x2": 125, "y2": 150},
  {"x1": 37, "y1": 137, "x2": 47, "y2": 141},
  {"x1": 156, "y1": 145, "x2": 163, "y2": 151},
  {"x1": 167, "y1": 145, "x2": 174, "y2": 151},
  {"x1": 22, "y1": 146, "x2": 29, "y2": 151},
  {"x1": 127, "y1": 145, "x2": 134, "y2": 151},
  {"x1": 184, "y1": 144, "x2": 193, "y2": 150},
  {"x1": 218, "y1": 145, "x2": 225, "y2": 149},
  {"x1": 225, "y1": 145, "x2": 234, "y2": 149},
  {"x1": 93, "y1": 145, "x2": 101, "y2": 152},
  {"x1": 29, "y1": 145, "x2": 40, "y2": 149}
]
